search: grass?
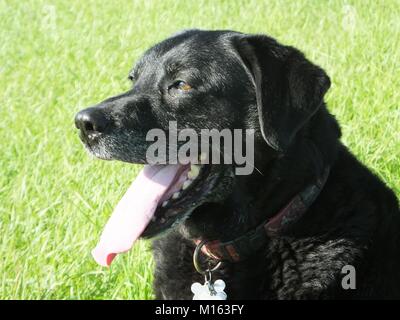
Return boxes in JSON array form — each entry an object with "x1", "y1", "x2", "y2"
[{"x1": 0, "y1": 0, "x2": 399, "y2": 299}]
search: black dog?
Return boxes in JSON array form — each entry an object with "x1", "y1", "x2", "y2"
[{"x1": 75, "y1": 30, "x2": 400, "y2": 299}]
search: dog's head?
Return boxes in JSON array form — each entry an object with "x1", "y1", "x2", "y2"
[{"x1": 75, "y1": 30, "x2": 330, "y2": 241}]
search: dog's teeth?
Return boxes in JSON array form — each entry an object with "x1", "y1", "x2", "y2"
[
  {"x1": 162, "y1": 201, "x2": 169, "y2": 207},
  {"x1": 172, "y1": 192, "x2": 180, "y2": 199},
  {"x1": 188, "y1": 164, "x2": 200, "y2": 179},
  {"x1": 160, "y1": 217, "x2": 166, "y2": 224},
  {"x1": 199, "y1": 152, "x2": 208, "y2": 163},
  {"x1": 182, "y1": 180, "x2": 192, "y2": 190}
]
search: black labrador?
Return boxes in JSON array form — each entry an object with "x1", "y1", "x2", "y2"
[{"x1": 75, "y1": 30, "x2": 400, "y2": 299}]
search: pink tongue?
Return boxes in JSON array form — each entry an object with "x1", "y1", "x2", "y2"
[{"x1": 92, "y1": 164, "x2": 182, "y2": 267}]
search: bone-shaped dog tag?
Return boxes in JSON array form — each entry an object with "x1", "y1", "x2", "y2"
[{"x1": 191, "y1": 279, "x2": 227, "y2": 300}]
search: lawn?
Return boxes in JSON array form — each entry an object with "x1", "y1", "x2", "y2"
[{"x1": 0, "y1": 0, "x2": 399, "y2": 299}]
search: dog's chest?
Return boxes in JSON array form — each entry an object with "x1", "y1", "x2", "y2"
[{"x1": 152, "y1": 237, "x2": 269, "y2": 299}]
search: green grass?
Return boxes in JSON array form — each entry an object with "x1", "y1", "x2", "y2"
[{"x1": 0, "y1": 0, "x2": 399, "y2": 299}]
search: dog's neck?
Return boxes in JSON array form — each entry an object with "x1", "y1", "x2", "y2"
[{"x1": 180, "y1": 109, "x2": 340, "y2": 242}]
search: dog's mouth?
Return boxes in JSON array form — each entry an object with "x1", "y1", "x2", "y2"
[
  {"x1": 91, "y1": 158, "x2": 223, "y2": 267},
  {"x1": 141, "y1": 162, "x2": 214, "y2": 237}
]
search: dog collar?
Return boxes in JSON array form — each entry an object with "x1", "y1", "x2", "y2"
[{"x1": 194, "y1": 167, "x2": 330, "y2": 263}]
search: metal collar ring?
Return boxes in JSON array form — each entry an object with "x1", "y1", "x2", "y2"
[{"x1": 193, "y1": 240, "x2": 222, "y2": 275}]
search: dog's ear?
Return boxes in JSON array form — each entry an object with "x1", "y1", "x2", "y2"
[{"x1": 232, "y1": 35, "x2": 330, "y2": 152}]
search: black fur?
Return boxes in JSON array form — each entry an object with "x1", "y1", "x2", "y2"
[{"x1": 75, "y1": 30, "x2": 400, "y2": 299}]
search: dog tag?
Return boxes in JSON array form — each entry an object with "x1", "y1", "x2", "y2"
[{"x1": 191, "y1": 278, "x2": 227, "y2": 300}]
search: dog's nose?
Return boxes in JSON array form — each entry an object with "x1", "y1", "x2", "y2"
[{"x1": 75, "y1": 108, "x2": 110, "y2": 135}]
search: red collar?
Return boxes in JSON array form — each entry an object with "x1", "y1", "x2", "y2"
[{"x1": 194, "y1": 167, "x2": 330, "y2": 263}]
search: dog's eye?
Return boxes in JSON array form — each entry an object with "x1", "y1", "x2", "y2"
[{"x1": 169, "y1": 80, "x2": 192, "y2": 92}]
